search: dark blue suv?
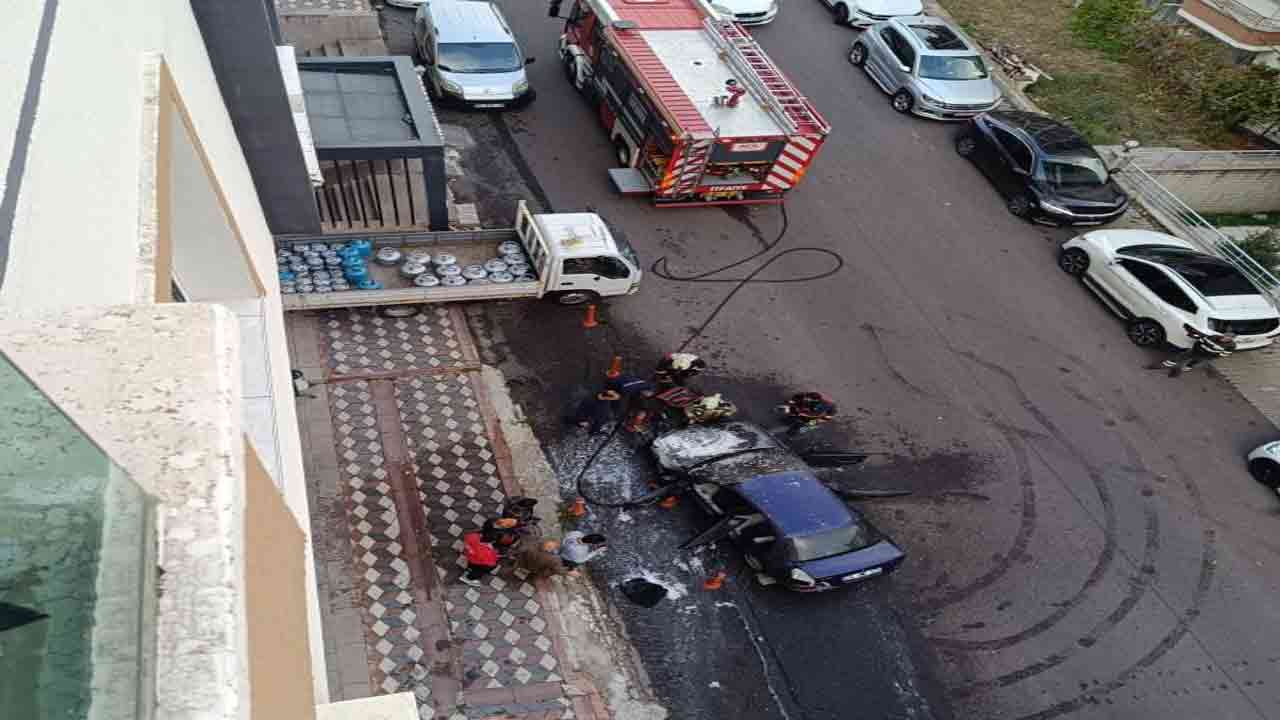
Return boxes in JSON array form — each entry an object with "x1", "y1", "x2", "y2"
[{"x1": 652, "y1": 422, "x2": 905, "y2": 592}]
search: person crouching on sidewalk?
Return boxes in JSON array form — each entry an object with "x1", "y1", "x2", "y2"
[
  {"x1": 559, "y1": 531, "x2": 608, "y2": 576},
  {"x1": 566, "y1": 390, "x2": 620, "y2": 435},
  {"x1": 460, "y1": 532, "x2": 499, "y2": 586}
]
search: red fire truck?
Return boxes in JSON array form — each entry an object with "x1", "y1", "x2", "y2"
[{"x1": 553, "y1": 0, "x2": 830, "y2": 206}]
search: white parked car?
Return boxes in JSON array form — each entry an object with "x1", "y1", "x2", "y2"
[
  {"x1": 819, "y1": 0, "x2": 922, "y2": 28},
  {"x1": 714, "y1": 0, "x2": 780, "y2": 25},
  {"x1": 1246, "y1": 441, "x2": 1280, "y2": 492},
  {"x1": 1057, "y1": 229, "x2": 1280, "y2": 349}
]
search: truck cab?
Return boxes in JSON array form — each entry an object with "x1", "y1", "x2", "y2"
[{"x1": 520, "y1": 208, "x2": 642, "y2": 305}]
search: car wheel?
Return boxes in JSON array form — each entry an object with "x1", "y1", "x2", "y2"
[
  {"x1": 849, "y1": 42, "x2": 867, "y2": 66},
  {"x1": 549, "y1": 290, "x2": 600, "y2": 306},
  {"x1": 834, "y1": 2, "x2": 850, "y2": 24},
  {"x1": 955, "y1": 134, "x2": 977, "y2": 157},
  {"x1": 563, "y1": 53, "x2": 580, "y2": 90},
  {"x1": 1058, "y1": 247, "x2": 1090, "y2": 276},
  {"x1": 1006, "y1": 194, "x2": 1034, "y2": 218},
  {"x1": 614, "y1": 138, "x2": 632, "y2": 167},
  {"x1": 1126, "y1": 318, "x2": 1166, "y2": 348},
  {"x1": 891, "y1": 89, "x2": 913, "y2": 114},
  {"x1": 1248, "y1": 458, "x2": 1280, "y2": 489}
]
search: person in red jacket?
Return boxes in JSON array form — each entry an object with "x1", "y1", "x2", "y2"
[{"x1": 461, "y1": 532, "x2": 499, "y2": 586}]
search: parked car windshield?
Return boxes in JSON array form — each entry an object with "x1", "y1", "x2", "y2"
[
  {"x1": 1041, "y1": 155, "x2": 1109, "y2": 186},
  {"x1": 786, "y1": 523, "x2": 876, "y2": 563},
  {"x1": 437, "y1": 43, "x2": 522, "y2": 73},
  {"x1": 917, "y1": 55, "x2": 988, "y2": 80}
]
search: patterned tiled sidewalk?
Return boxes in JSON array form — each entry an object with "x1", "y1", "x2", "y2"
[{"x1": 291, "y1": 307, "x2": 601, "y2": 720}]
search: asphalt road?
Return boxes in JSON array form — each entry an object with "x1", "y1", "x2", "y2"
[{"x1": 383, "y1": 4, "x2": 1280, "y2": 719}]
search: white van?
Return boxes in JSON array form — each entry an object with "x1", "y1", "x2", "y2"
[{"x1": 413, "y1": 1, "x2": 536, "y2": 110}]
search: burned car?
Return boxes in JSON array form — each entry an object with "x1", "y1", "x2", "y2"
[{"x1": 651, "y1": 422, "x2": 905, "y2": 592}]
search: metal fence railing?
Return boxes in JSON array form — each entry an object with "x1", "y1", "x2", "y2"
[
  {"x1": 1115, "y1": 162, "x2": 1280, "y2": 301},
  {"x1": 1202, "y1": 0, "x2": 1280, "y2": 31}
]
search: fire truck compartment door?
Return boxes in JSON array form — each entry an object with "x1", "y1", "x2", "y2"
[{"x1": 608, "y1": 168, "x2": 652, "y2": 195}]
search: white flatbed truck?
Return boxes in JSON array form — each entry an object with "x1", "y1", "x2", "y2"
[{"x1": 276, "y1": 202, "x2": 642, "y2": 311}]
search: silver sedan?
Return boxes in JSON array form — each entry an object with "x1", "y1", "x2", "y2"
[{"x1": 848, "y1": 16, "x2": 1001, "y2": 120}]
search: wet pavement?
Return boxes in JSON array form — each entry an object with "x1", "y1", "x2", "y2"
[{"x1": 378, "y1": 4, "x2": 1280, "y2": 719}]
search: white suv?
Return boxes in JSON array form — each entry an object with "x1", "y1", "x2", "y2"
[{"x1": 1057, "y1": 229, "x2": 1280, "y2": 349}]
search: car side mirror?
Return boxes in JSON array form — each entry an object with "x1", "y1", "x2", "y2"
[{"x1": 526, "y1": 56, "x2": 537, "y2": 65}]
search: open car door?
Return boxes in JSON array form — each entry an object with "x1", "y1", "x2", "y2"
[{"x1": 679, "y1": 515, "x2": 737, "y2": 551}]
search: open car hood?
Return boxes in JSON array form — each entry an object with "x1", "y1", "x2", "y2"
[{"x1": 652, "y1": 421, "x2": 780, "y2": 471}]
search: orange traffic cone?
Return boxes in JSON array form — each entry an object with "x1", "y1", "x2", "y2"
[
  {"x1": 606, "y1": 355, "x2": 623, "y2": 379},
  {"x1": 658, "y1": 495, "x2": 678, "y2": 509},
  {"x1": 582, "y1": 304, "x2": 599, "y2": 329},
  {"x1": 703, "y1": 572, "x2": 727, "y2": 591},
  {"x1": 568, "y1": 497, "x2": 587, "y2": 517}
]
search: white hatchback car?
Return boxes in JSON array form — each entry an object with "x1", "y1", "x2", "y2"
[
  {"x1": 1246, "y1": 441, "x2": 1280, "y2": 493},
  {"x1": 820, "y1": 0, "x2": 922, "y2": 28},
  {"x1": 1058, "y1": 229, "x2": 1280, "y2": 349}
]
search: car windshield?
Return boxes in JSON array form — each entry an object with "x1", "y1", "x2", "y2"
[
  {"x1": 918, "y1": 55, "x2": 988, "y2": 80},
  {"x1": 785, "y1": 523, "x2": 877, "y2": 563},
  {"x1": 1042, "y1": 155, "x2": 1109, "y2": 186},
  {"x1": 613, "y1": 233, "x2": 640, "y2": 270},
  {"x1": 1166, "y1": 258, "x2": 1258, "y2": 297},
  {"x1": 437, "y1": 42, "x2": 522, "y2": 73}
]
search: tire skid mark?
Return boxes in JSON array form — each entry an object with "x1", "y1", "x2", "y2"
[
  {"x1": 930, "y1": 370, "x2": 1158, "y2": 653},
  {"x1": 859, "y1": 323, "x2": 939, "y2": 400},
  {"x1": 928, "y1": 451, "x2": 1117, "y2": 651},
  {"x1": 921, "y1": 350, "x2": 1119, "y2": 625},
  {"x1": 1011, "y1": 456, "x2": 1220, "y2": 720},
  {"x1": 915, "y1": 424, "x2": 1037, "y2": 614},
  {"x1": 949, "y1": 502, "x2": 1160, "y2": 697}
]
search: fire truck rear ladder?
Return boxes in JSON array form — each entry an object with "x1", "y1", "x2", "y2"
[{"x1": 703, "y1": 18, "x2": 831, "y2": 137}]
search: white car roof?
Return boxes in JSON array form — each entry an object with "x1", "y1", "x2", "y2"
[
  {"x1": 532, "y1": 213, "x2": 617, "y2": 258},
  {"x1": 428, "y1": 2, "x2": 514, "y2": 45},
  {"x1": 1095, "y1": 228, "x2": 1194, "y2": 251}
]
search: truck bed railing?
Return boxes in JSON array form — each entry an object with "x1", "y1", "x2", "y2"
[{"x1": 275, "y1": 227, "x2": 516, "y2": 251}]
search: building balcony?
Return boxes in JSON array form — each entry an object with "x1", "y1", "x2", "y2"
[
  {"x1": 0, "y1": 351, "x2": 158, "y2": 720},
  {"x1": 1179, "y1": 0, "x2": 1280, "y2": 53}
]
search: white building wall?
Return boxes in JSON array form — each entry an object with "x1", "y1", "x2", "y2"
[{"x1": 0, "y1": 0, "x2": 328, "y2": 705}]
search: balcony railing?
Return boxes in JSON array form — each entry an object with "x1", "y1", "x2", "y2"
[
  {"x1": 0, "y1": 352, "x2": 157, "y2": 720},
  {"x1": 1202, "y1": 0, "x2": 1280, "y2": 32}
]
